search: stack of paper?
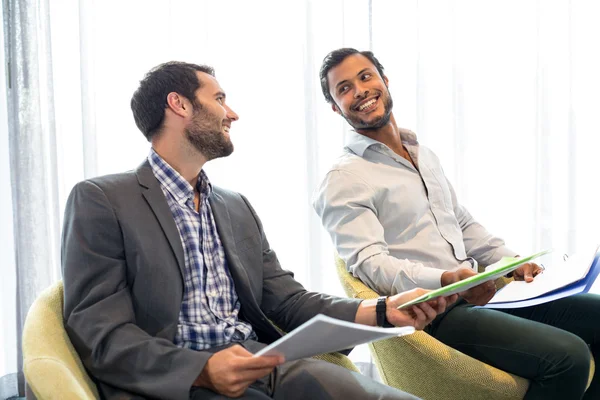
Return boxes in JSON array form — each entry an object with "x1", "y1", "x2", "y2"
[
  {"x1": 254, "y1": 314, "x2": 414, "y2": 362},
  {"x1": 485, "y1": 245, "x2": 600, "y2": 309}
]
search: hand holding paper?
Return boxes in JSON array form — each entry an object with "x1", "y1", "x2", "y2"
[
  {"x1": 510, "y1": 261, "x2": 545, "y2": 283},
  {"x1": 254, "y1": 315, "x2": 415, "y2": 362},
  {"x1": 397, "y1": 250, "x2": 551, "y2": 309},
  {"x1": 387, "y1": 288, "x2": 458, "y2": 328},
  {"x1": 441, "y1": 268, "x2": 496, "y2": 306},
  {"x1": 195, "y1": 345, "x2": 284, "y2": 397},
  {"x1": 485, "y1": 245, "x2": 600, "y2": 308}
]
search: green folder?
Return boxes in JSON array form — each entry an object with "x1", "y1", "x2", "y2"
[{"x1": 397, "y1": 249, "x2": 551, "y2": 309}]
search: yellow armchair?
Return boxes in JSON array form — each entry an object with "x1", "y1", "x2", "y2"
[
  {"x1": 336, "y1": 256, "x2": 595, "y2": 400},
  {"x1": 22, "y1": 281, "x2": 99, "y2": 400},
  {"x1": 22, "y1": 281, "x2": 359, "y2": 399}
]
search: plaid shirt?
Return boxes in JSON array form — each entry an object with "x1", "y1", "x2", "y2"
[{"x1": 148, "y1": 150, "x2": 254, "y2": 350}]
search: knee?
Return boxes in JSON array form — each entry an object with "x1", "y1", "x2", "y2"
[{"x1": 554, "y1": 334, "x2": 591, "y2": 382}]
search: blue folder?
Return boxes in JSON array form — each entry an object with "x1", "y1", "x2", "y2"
[{"x1": 484, "y1": 247, "x2": 600, "y2": 309}]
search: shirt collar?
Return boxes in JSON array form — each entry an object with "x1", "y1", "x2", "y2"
[
  {"x1": 345, "y1": 128, "x2": 420, "y2": 157},
  {"x1": 148, "y1": 149, "x2": 213, "y2": 206}
]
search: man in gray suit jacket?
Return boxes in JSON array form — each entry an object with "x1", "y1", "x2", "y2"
[{"x1": 61, "y1": 61, "x2": 455, "y2": 400}]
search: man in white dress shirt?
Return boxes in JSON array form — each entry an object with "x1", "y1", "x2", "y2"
[{"x1": 313, "y1": 47, "x2": 600, "y2": 400}]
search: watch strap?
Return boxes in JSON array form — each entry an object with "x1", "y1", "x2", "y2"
[{"x1": 376, "y1": 296, "x2": 393, "y2": 327}]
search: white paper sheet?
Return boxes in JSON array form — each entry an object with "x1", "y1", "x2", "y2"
[
  {"x1": 488, "y1": 245, "x2": 600, "y2": 304},
  {"x1": 253, "y1": 314, "x2": 414, "y2": 362},
  {"x1": 482, "y1": 252, "x2": 600, "y2": 309}
]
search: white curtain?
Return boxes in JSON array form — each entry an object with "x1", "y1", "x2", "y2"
[
  {"x1": 371, "y1": 0, "x2": 600, "y2": 260},
  {"x1": 3, "y1": 0, "x2": 600, "y2": 395},
  {"x1": 2, "y1": 0, "x2": 63, "y2": 396},
  {"x1": 0, "y1": 4, "x2": 18, "y2": 396}
]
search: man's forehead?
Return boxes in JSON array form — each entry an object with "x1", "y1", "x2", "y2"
[
  {"x1": 328, "y1": 53, "x2": 376, "y2": 83},
  {"x1": 196, "y1": 71, "x2": 223, "y2": 92}
]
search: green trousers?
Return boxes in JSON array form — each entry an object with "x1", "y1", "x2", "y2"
[{"x1": 427, "y1": 293, "x2": 600, "y2": 400}]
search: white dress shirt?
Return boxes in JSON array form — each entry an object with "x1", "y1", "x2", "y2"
[{"x1": 313, "y1": 128, "x2": 517, "y2": 295}]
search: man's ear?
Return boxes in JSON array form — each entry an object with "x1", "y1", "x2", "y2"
[
  {"x1": 166, "y1": 92, "x2": 189, "y2": 118},
  {"x1": 331, "y1": 103, "x2": 341, "y2": 115},
  {"x1": 383, "y1": 75, "x2": 389, "y2": 87}
]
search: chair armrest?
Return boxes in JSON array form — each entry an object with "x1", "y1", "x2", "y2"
[
  {"x1": 370, "y1": 331, "x2": 528, "y2": 399},
  {"x1": 312, "y1": 352, "x2": 360, "y2": 373},
  {"x1": 335, "y1": 255, "x2": 529, "y2": 399}
]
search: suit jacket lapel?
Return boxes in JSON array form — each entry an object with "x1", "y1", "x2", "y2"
[
  {"x1": 209, "y1": 191, "x2": 261, "y2": 314},
  {"x1": 136, "y1": 160, "x2": 186, "y2": 279}
]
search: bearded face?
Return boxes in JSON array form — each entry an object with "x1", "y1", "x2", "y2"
[
  {"x1": 339, "y1": 87, "x2": 394, "y2": 131},
  {"x1": 185, "y1": 101, "x2": 233, "y2": 161}
]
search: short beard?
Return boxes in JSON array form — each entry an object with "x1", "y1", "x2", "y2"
[
  {"x1": 341, "y1": 91, "x2": 393, "y2": 131},
  {"x1": 185, "y1": 103, "x2": 233, "y2": 161}
]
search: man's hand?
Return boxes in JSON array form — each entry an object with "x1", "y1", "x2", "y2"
[
  {"x1": 441, "y1": 267, "x2": 496, "y2": 306},
  {"x1": 386, "y1": 289, "x2": 459, "y2": 330},
  {"x1": 193, "y1": 344, "x2": 284, "y2": 398},
  {"x1": 512, "y1": 262, "x2": 543, "y2": 283}
]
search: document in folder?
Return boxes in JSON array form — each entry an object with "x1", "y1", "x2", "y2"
[
  {"x1": 253, "y1": 314, "x2": 414, "y2": 362},
  {"x1": 396, "y1": 249, "x2": 550, "y2": 309},
  {"x1": 484, "y1": 245, "x2": 600, "y2": 309}
]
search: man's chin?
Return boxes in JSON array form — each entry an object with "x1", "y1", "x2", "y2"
[
  {"x1": 206, "y1": 145, "x2": 234, "y2": 161},
  {"x1": 343, "y1": 95, "x2": 393, "y2": 131},
  {"x1": 190, "y1": 139, "x2": 234, "y2": 161},
  {"x1": 223, "y1": 139, "x2": 234, "y2": 155},
  {"x1": 348, "y1": 114, "x2": 390, "y2": 131},
  {"x1": 222, "y1": 145, "x2": 234, "y2": 158}
]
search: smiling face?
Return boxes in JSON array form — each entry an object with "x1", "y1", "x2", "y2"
[
  {"x1": 327, "y1": 53, "x2": 393, "y2": 131},
  {"x1": 185, "y1": 71, "x2": 239, "y2": 160}
]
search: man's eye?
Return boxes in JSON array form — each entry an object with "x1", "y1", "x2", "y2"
[
  {"x1": 216, "y1": 97, "x2": 224, "y2": 104},
  {"x1": 339, "y1": 85, "x2": 349, "y2": 94},
  {"x1": 362, "y1": 73, "x2": 372, "y2": 80}
]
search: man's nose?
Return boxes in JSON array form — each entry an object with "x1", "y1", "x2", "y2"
[
  {"x1": 226, "y1": 105, "x2": 239, "y2": 121},
  {"x1": 353, "y1": 86, "x2": 369, "y2": 99}
]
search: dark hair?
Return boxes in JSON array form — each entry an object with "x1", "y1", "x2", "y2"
[
  {"x1": 131, "y1": 61, "x2": 215, "y2": 141},
  {"x1": 319, "y1": 48, "x2": 385, "y2": 104}
]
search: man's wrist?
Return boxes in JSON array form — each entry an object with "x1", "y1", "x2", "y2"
[
  {"x1": 376, "y1": 296, "x2": 394, "y2": 327},
  {"x1": 193, "y1": 372, "x2": 208, "y2": 388},
  {"x1": 193, "y1": 359, "x2": 212, "y2": 388}
]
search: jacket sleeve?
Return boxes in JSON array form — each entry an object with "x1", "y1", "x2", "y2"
[
  {"x1": 239, "y1": 194, "x2": 361, "y2": 332},
  {"x1": 62, "y1": 180, "x2": 208, "y2": 400}
]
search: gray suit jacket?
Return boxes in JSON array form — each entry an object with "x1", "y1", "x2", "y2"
[{"x1": 61, "y1": 160, "x2": 361, "y2": 400}]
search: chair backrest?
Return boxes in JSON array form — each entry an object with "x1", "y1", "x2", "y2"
[
  {"x1": 21, "y1": 281, "x2": 358, "y2": 399},
  {"x1": 22, "y1": 280, "x2": 100, "y2": 400}
]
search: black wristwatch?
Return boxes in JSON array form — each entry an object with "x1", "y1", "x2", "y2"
[{"x1": 376, "y1": 296, "x2": 394, "y2": 327}]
